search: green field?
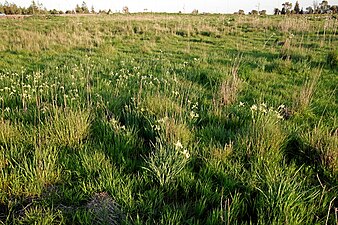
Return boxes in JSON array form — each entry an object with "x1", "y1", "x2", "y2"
[{"x1": 0, "y1": 14, "x2": 337, "y2": 224}]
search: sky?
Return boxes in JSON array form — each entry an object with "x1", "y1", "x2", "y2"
[{"x1": 1, "y1": 0, "x2": 338, "y2": 14}]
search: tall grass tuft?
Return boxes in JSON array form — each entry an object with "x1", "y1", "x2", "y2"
[
  {"x1": 218, "y1": 55, "x2": 243, "y2": 107},
  {"x1": 43, "y1": 109, "x2": 91, "y2": 148},
  {"x1": 301, "y1": 125, "x2": 338, "y2": 175},
  {"x1": 0, "y1": 120, "x2": 21, "y2": 145},
  {"x1": 255, "y1": 165, "x2": 321, "y2": 225},
  {"x1": 236, "y1": 103, "x2": 285, "y2": 165},
  {"x1": 294, "y1": 68, "x2": 321, "y2": 112},
  {"x1": 143, "y1": 138, "x2": 189, "y2": 187}
]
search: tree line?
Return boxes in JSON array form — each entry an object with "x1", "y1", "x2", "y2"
[
  {"x1": 0, "y1": 1, "x2": 112, "y2": 15},
  {"x1": 274, "y1": 1, "x2": 338, "y2": 15},
  {"x1": 1, "y1": 0, "x2": 338, "y2": 15}
]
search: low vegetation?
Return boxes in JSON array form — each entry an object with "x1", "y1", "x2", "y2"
[{"x1": 0, "y1": 13, "x2": 337, "y2": 224}]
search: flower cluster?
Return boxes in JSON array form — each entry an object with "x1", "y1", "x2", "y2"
[
  {"x1": 174, "y1": 140, "x2": 190, "y2": 159},
  {"x1": 188, "y1": 101, "x2": 199, "y2": 120},
  {"x1": 241, "y1": 101, "x2": 287, "y2": 120}
]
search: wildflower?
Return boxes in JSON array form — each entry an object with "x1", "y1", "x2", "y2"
[
  {"x1": 259, "y1": 104, "x2": 267, "y2": 113},
  {"x1": 174, "y1": 140, "x2": 183, "y2": 149},
  {"x1": 153, "y1": 124, "x2": 161, "y2": 131},
  {"x1": 239, "y1": 101, "x2": 245, "y2": 107},
  {"x1": 172, "y1": 91, "x2": 179, "y2": 96},
  {"x1": 192, "y1": 102, "x2": 198, "y2": 110},
  {"x1": 190, "y1": 111, "x2": 199, "y2": 119},
  {"x1": 250, "y1": 104, "x2": 258, "y2": 111},
  {"x1": 278, "y1": 104, "x2": 285, "y2": 110},
  {"x1": 276, "y1": 114, "x2": 284, "y2": 120},
  {"x1": 182, "y1": 149, "x2": 190, "y2": 159},
  {"x1": 157, "y1": 118, "x2": 165, "y2": 123}
]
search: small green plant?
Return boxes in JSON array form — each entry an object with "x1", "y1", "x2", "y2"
[{"x1": 293, "y1": 67, "x2": 321, "y2": 112}]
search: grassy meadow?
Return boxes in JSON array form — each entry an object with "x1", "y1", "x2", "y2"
[{"x1": 0, "y1": 13, "x2": 337, "y2": 224}]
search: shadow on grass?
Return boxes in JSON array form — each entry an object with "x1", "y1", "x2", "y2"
[
  {"x1": 282, "y1": 134, "x2": 337, "y2": 186},
  {"x1": 283, "y1": 135, "x2": 321, "y2": 168}
]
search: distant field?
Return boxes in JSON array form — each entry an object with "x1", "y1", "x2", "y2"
[{"x1": 0, "y1": 14, "x2": 337, "y2": 224}]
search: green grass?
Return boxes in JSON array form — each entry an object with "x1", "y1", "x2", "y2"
[{"x1": 0, "y1": 13, "x2": 337, "y2": 224}]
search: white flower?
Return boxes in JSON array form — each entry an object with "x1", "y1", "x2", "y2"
[
  {"x1": 174, "y1": 140, "x2": 183, "y2": 149},
  {"x1": 239, "y1": 101, "x2": 245, "y2": 107},
  {"x1": 153, "y1": 125, "x2": 161, "y2": 131},
  {"x1": 182, "y1": 149, "x2": 190, "y2": 159},
  {"x1": 172, "y1": 91, "x2": 179, "y2": 96},
  {"x1": 192, "y1": 102, "x2": 198, "y2": 110},
  {"x1": 250, "y1": 104, "x2": 258, "y2": 111},
  {"x1": 190, "y1": 111, "x2": 199, "y2": 119},
  {"x1": 278, "y1": 104, "x2": 285, "y2": 110},
  {"x1": 276, "y1": 114, "x2": 284, "y2": 120}
]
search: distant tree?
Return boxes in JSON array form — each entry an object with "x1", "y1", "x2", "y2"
[
  {"x1": 27, "y1": 0, "x2": 39, "y2": 14},
  {"x1": 294, "y1": 1, "x2": 300, "y2": 14},
  {"x1": 300, "y1": 8, "x2": 304, "y2": 14},
  {"x1": 313, "y1": 1, "x2": 320, "y2": 13},
  {"x1": 306, "y1": 6, "x2": 314, "y2": 14},
  {"x1": 281, "y1": 7, "x2": 286, "y2": 14},
  {"x1": 81, "y1": 1, "x2": 89, "y2": 14},
  {"x1": 37, "y1": 2, "x2": 46, "y2": 14},
  {"x1": 251, "y1": 9, "x2": 258, "y2": 15},
  {"x1": 122, "y1": 6, "x2": 129, "y2": 14},
  {"x1": 91, "y1": 5, "x2": 95, "y2": 14},
  {"x1": 50, "y1": 9, "x2": 58, "y2": 14},
  {"x1": 282, "y1": 2, "x2": 292, "y2": 14},
  {"x1": 331, "y1": 5, "x2": 338, "y2": 14},
  {"x1": 107, "y1": 9, "x2": 113, "y2": 14},
  {"x1": 75, "y1": 4, "x2": 82, "y2": 13},
  {"x1": 3, "y1": 2, "x2": 14, "y2": 14},
  {"x1": 238, "y1": 9, "x2": 245, "y2": 15},
  {"x1": 320, "y1": 0, "x2": 330, "y2": 13},
  {"x1": 274, "y1": 8, "x2": 281, "y2": 15},
  {"x1": 192, "y1": 9, "x2": 198, "y2": 14},
  {"x1": 259, "y1": 10, "x2": 267, "y2": 15}
]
